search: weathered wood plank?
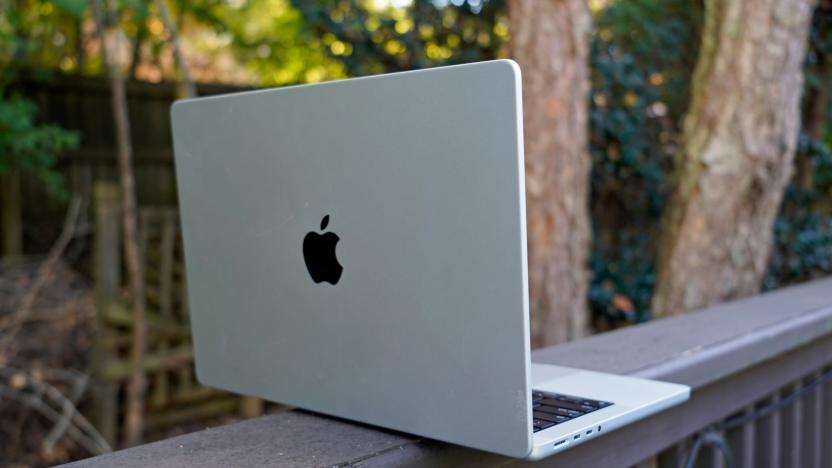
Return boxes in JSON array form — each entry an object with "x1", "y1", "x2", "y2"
[
  {"x1": 67, "y1": 411, "x2": 417, "y2": 468},
  {"x1": 782, "y1": 382, "x2": 803, "y2": 468},
  {"x1": 105, "y1": 303, "x2": 189, "y2": 339},
  {"x1": 710, "y1": 430, "x2": 725, "y2": 468},
  {"x1": 803, "y1": 371, "x2": 823, "y2": 468},
  {"x1": 822, "y1": 367, "x2": 832, "y2": 468},
  {"x1": 146, "y1": 398, "x2": 241, "y2": 430},
  {"x1": 103, "y1": 346, "x2": 194, "y2": 381},
  {"x1": 92, "y1": 182, "x2": 121, "y2": 447},
  {"x1": 531, "y1": 277, "x2": 832, "y2": 385},
  {"x1": 176, "y1": 272, "x2": 193, "y2": 399},
  {"x1": 754, "y1": 393, "x2": 781, "y2": 468},
  {"x1": 153, "y1": 211, "x2": 176, "y2": 408},
  {"x1": 739, "y1": 407, "x2": 755, "y2": 468}
]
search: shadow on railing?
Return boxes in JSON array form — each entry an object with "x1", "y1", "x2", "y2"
[{"x1": 72, "y1": 230, "x2": 832, "y2": 467}]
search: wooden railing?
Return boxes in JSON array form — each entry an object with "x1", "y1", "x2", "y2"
[
  {"x1": 80, "y1": 192, "x2": 832, "y2": 466},
  {"x1": 91, "y1": 183, "x2": 262, "y2": 447}
]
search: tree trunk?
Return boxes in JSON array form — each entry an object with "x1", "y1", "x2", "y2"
[
  {"x1": 155, "y1": 0, "x2": 196, "y2": 98},
  {"x1": 92, "y1": 0, "x2": 148, "y2": 447},
  {"x1": 652, "y1": 0, "x2": 817, "y2": 317},
  {"x1": 128, "y1": 22, "x2": 146, "y2": 80},
  {"x1": 74, "y1": 16, "x2": 85, "y2": 75},
  {"x1": 509, "y1": 0, "x2": 593, "y2": 347}
]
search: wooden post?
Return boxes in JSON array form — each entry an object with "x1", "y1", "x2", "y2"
[
  {"x1": 1, "y1": 169, "x2": 23, "y2": 259},
  {"x1": 93, "y1": 181, "x2": 121, "y2": 447},
  {"x1": 152, "y1": 211, "x2": 175, "y2": 408},
  {"x1": 176, "y1": 271, "x2": 194, "y2": 399},
  {"x1": 93, "y1": 0, "x2": 148, "y2": 446},
  {"x1": 240, "y1": 396, "x2": 264, "y2": 419}
]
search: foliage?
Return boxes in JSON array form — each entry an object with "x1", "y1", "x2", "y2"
[
  {"x1": 805, "y1": 0, "x2": 832, "y2": 105},
  {"x1": 765, "y1": 133, "x2": 832, "y2": 288},
  {"x1": 0, "y1": 93, "x2": 78, "y2": 197},
  {"x1": 587, "y1": 0, "x2": 701, "y2": 324},
  {"x1": 1, "y1": 0, "x2": 89, "y2": 73},
  {"x1": 291, "y1": 0, "x2": 507, "y2": 75},
  {"x1": 4, "y1": 0, "x2": 832, "y2": 323},
  {"x1": 0, "y1": 0, "x2": 79, "y2": 197},
  {"x1": 5, "y1": 0, "x2": 346, "y2": 85},
  {"x1": 162, "y1": 0, "x2": 347, "y2": 85}
]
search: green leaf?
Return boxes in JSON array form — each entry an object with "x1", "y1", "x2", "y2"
[{"x1": 52, "y1": 0, "x2": 88, "y2": 18}]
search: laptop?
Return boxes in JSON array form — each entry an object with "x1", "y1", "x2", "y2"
[{"x1": 170, "y1": 59, "x2": 690, "y2": 460}]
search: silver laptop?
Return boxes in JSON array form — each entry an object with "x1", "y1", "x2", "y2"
[{"x1": 170, "y1": 59, "x2": 689, "y2": 460}]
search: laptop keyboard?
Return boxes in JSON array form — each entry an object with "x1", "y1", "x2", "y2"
[{"x1": 532, "y1": 390, "x2": 613, "y2": 432}]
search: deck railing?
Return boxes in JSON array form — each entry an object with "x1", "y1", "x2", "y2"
[{"x1": 69, "y1": 272, "x2": 832, "y2": 467}]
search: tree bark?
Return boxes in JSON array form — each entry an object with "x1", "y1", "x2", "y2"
[
  {"x1": 652, "y1": 0, "x2": 817, "y2": 317},
  {"x1": 128, "y1": 22, "x2": 146, "y2": 80},
  {"x1": 509, "y1": 0, "x2": 593, "y2": 347},
  {"x1": 74, "y1": 16, "x2": 86, "y2": 75},
  {"x1": 155, "y1": 0, "x2": 196, "y2": 98},
  {"x1": 92, "y1": 0, "x2": 148, "y2": 447}
]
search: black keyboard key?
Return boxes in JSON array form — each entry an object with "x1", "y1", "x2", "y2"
[
  {"x1": 537, "y1": 405, "x2": 582, "y2": 418},
  {"x1": 534, "y1": 411, "x2": 565, "y2": 423},
  {"x1": 534, "y1": 419, "x2": 555, "y2": 430},
  {"x1": 553, "y1": 393, "x2": 613, "y2": 408},
  {"x1": 579, "y1": 398, "x2": 604, "y2": 408},
  {"x1": 554, "y1": 394, "x2": 584, "y2": 404},
  {"x1": 530, "y1": 391, "x2": 614, "y2": 426},
  {"x1": 540, "y1": 398, "x2": 589, "y2": 413}
]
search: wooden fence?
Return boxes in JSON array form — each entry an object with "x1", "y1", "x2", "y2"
[
  {"x1": 92, "y1": 182, "x2": 262, "y2": 447},
  {"x1": 5, "y1": 74, "x2": 249, "y2": 254}
]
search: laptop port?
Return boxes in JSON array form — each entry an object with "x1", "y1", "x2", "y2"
[
  {"x1": 573, "y1": 434, "x2": 580, "y2": 440},
  {"x1": 586, "y1": 430, "x2": 593, "y2": 435},
  {"x1": 554, "y1": 440, "x2": 567, "y2": 448}
]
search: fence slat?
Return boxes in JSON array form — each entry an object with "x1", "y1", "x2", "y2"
[
  {"x1": 755, "y1": 393, "x2": 781, "y2": 468},
  {"x1": 823, "y1": 367, "x2": 832, "y2": 468},
  {"x1": 159, "y1": 212, "x2": 175, "y2": 318},
  {"x1": 710, "y1": 430, "x2": 725, "y2": 468},
  {"x1": 176, "y1": 273, "x2": 193, "y2": 399},
  {"x1": 802, "y1": 372, "x2": 822, "y2": 468},
  {"x1": 740, "y1": 406, "x2": 755, "y2": 468},
  {"x1": 93, "y1": 182, "x2": 121, "y2": 447},
  {"x1": 783, "y1": 382, "x2": 803, "y2": 468},
  {"x1": 152, "y1": 211, "x2": 176, "y2": 408}
]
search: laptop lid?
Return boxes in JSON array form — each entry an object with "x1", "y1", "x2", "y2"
[{"x1": 171, "y1": 60, "x2": 532, "y2": 457}]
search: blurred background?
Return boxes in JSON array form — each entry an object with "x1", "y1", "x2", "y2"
[{"x1": 0, "y1": 0, "x2": 830, "y2": 466}]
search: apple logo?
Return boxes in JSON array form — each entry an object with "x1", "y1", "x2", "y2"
[{"x1": 303, "y1": 215, "x2": 343, "y2": 284}]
